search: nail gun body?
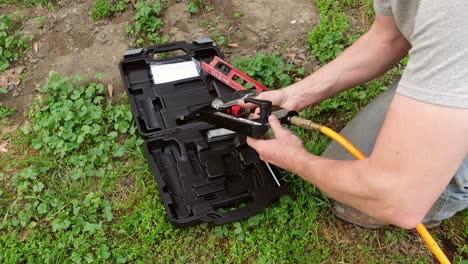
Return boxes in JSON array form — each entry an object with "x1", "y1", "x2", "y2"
[{"x1": 194, "y1": 90, "x2": 298, "y2": 138}]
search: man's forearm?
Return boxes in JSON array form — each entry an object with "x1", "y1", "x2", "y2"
[
  {"x1": 285, "y1": 15, "x2": 411, "y2": 109},
  {"x1": 287, "y1": 95, "x2": 468, "y2": 228},
  {"x1": 291, "y1": 154, "x2": 394, "y2": 223}
]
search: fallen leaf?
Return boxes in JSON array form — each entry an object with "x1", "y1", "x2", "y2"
[
  {"x1": 20, "y1": 230, "x2": 29, "y2": 242},
  {"x1": 0, "y1": 66, "x2": 22, "y2": 87},
  {"x1": 285, "y1": 53, "x2": 297, "y2": 60},
  {"x1": 0, "y1": 141, "x2": 8, "y2": 153},
  {"x1": 107, "y1": 84, "x2": 114, "y2": 98},
  {"x1": 33, "y1": 42, "x2": 39, "y2": 53},
  {"x1": 130, "y1": 0, "x2": 135, "y2": 4},
  {"x1": 227, "y1": 43, "x2": 239, "y2": 48}
]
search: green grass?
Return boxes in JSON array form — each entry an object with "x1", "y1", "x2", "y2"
[
  {"x1": 1, "y1": 0, "x2": 467, "y2": 263},
  {"x1": 308, "y1": 0, "x2": 350, "y2": 64},
  {"x1": 0, "y1": 73, "x2": 142, "y2": 263},
  {"x1": 307, "y1": 0, "x2": 374, "y2": 65},
  {"x1": 2, "y1": 67, "x2": 461, "y2": 262},
  {"x1": 90, "y1": 0, "x2": 130, "y2": 20},
  {"x1": 306, "y1": 0, "x2": 402, "y2": 125},
  {"x1": 0, "y1": 0, "x2": 57, "y2": 8},
  {"x1": 0, "y1": 84, "x2": 333, "y2": 262}
]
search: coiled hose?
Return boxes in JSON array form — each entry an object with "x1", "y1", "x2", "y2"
[{"x1": 288, "y1": 116, "x2": 451, "y2": 264}]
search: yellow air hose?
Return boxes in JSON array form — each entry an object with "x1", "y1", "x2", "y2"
[{"x1": 288, "y1": 116, "x2": 451, "y2": 264}]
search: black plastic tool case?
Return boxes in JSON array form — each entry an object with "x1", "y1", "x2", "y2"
[{"x1": 119, "y1": 40, "x2": 288, "y2": 227}]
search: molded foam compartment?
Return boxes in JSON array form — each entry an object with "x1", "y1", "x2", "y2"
[{"x1": 147, "y1": 134, "x2": 267, "y2": 221}]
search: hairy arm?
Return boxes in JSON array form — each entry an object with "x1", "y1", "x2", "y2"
[
  {"x1": 248, "y1": 96, "x2": 468, "y2": 228},
  {"x1": 262, "y1": 15, "x2": 411, "y2": 111}
]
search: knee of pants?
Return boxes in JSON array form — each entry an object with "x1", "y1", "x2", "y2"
[{"x1": 424, "y1": 157, "x2": 468, "y2": 222}]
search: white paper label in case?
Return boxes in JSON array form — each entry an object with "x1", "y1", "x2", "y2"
[{"x1": 151, "y1": 61, "x2": 200, "y2": 84}]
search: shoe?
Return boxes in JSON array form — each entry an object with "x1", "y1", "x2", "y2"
[
  {"x1": 331, "y1": 201, "x2": 443, "y2": 229},
  {"x1": 331, "y1": 201, "x2": 388, "y2": 229},
  {"x1": 422, "y1": 220, "x2": 442, "y2": 229}
]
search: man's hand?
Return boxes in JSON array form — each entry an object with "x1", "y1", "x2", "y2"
[
  {"x1": 247, "y1": 115, "x2": 309, "y2": 172},
  {"x1": 239, "y1": 89, "x2": 304, "y2": 112}
]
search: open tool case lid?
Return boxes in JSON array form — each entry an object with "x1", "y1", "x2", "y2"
[{"x1": 119, "y1": 39, "x2": 288, "y2": 227}]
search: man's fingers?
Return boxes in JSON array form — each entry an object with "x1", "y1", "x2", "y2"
[
  {"x1": 237, "y1": 91, "x2": 273, "y2": 109},
  {"x1": 237, "y1": 100, "x2": 259, "y2": 109},
  {"x1": 268, "y1": 115, "x2": 290, "y2": 139},
  {"x1": 246, "y1": 136, "x2": 260, "y2": 150}
]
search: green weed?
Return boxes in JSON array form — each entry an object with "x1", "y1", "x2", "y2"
[
  {"x1": 307, "y1": 0, "x2": 349, "y2": 64},
  {"x1": 0, "y1": 77, "x2": 460, "y2": 264},
  {"x1": 234, "y1": 11, "x2": 244, "y2": 18},
  {"x1": 90, "y1": 0, "x2": 112, "y2": 20},
  {"x1": 0, "y1": 90, "x2": 15, "y2": 121},
  {"x1": 0, "y1": 72, "x2": 143, "y2": 263},
  {"x1": 0, "y1": 15, "x2": 31, "y2": 74},
  {"x1": 232, "y1": 2, "x2": 244, "y2": 19},
  {"x1": 0, "y1": 73, "x2": 331, "y2": 263},
  {"x1": 0, "y1": 88, "x2": 14, "y2": 123},
  {"x1": 0, "y1": 0, "x2": 57, "y2": 8},
  {"x1": 125, "y1": 0, "x2": 166, "y2": 45},
  {"x1": 311, "y1": 67, "x2": 399, "y2": 125},
  {"x1": 232, "y1": 53, "x2": 294, "y2": 89},
  {"x1": 27, "y1": 72, "x2": 138, "y2": 175},
  {"x1": 212, "y1": 29, "x2": 227, "y2": 46},
  {"x1": 313, "y1": 79, "x2": 384, "y2": 122},
  {"x1": 187, "y1": 0, "x2": 203, "y2": 14},
  {"x1": 308, "y1": 0, "x2": 377, "y2": 64},
  {"x1": 1, "y1": 1, "x2": 465, "y2": 262},
  {"x1": 239, "y1": 33, "x2": 247, "y2": 41},
  {"x1": 201, "y1": 16, "x2": 221, "y2": 30},
  {"x1": 112, "y1": 0, "x2": 129, "y2": 12},
  {"x1": 211, "y1": 16, "x2": 220, "y2": 26},
  {"x1": 90, "y1": 0, "x2": 130, "y2": 20},
  {"x1": 306, "y1": 0, "x2": 404, "y2": 125},
  {"x1": 0, "y1": 104, "x2": 15, "y2": 121}
]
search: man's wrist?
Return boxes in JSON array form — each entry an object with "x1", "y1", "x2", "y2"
[
  {"x1": 287, "y1": 149, "x2": 320, "y2": 177},
  {"x1": 285, "y1": 70, "x2": 339, "y2": 109}
]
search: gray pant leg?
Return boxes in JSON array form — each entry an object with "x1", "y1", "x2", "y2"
[
  {"x1": 321, "y1": 80, "x2": 468, "y2": 222},
  {"x1": 322, "y1": 80, "x2": 398, "y2": 159}
]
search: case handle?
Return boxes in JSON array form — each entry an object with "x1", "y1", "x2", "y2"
[
  {"x1": 212, "y1": 200, "x2": 265, "y2": 225},
  {"x1": 150, "y1": 42, "x2": 190, "y2": 57}
]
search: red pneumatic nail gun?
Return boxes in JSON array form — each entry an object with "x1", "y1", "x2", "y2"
[{"x1": 193, "y1": 56, "x2": 298, "y2": 138}]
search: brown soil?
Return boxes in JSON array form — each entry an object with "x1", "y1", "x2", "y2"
[{"x1": 0, "y1": 0, "x2": 319, "y2": 125}]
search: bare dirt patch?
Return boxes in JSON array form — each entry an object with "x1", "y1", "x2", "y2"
[
  {"x1": 1, "y1": 0, "x2": 319, "y2": 125},
  {"x1": 163, "y1": 0, "x2": 319, "y2": 66},
  {"x1": 1, "y1": 1, "x2": 132, "y2": 123}
]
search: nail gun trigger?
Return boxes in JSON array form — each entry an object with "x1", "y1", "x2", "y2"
[{"x1": 231, "y1": 105, "x2": 243, "y2": 117}]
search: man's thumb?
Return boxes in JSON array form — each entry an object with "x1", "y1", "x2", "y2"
[{"x1": 268, "y1": 115, "x2": 289, "y2": 139}]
